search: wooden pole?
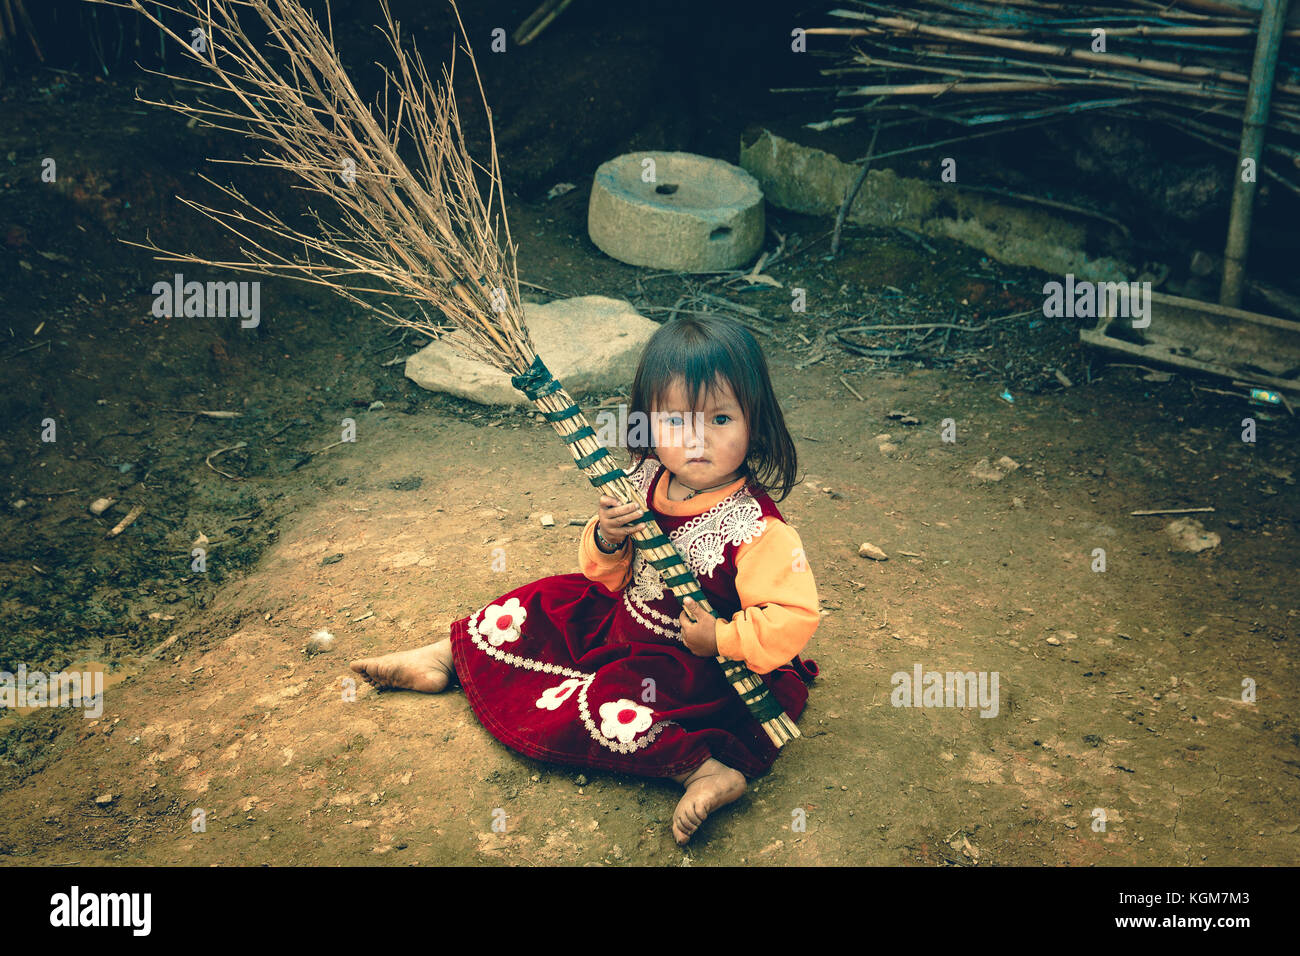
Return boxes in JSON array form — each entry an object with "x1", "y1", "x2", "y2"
[{"x1": 1220, "y1": 0, "x2": 1291, "y2": 307}]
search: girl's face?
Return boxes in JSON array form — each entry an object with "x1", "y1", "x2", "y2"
[{"x1": 650, "y1": 376, "x2": 750, "y2": 489}]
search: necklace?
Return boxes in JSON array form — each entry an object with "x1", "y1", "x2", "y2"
[{"x1": 670, "y1": 473, "x2": 740, "y2": 500}]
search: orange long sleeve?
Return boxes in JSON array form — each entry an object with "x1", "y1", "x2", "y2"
[
  {"x1": 577, "y1": 513, "x2": 633, "y2": 594},
  {"x1": 713, "y1": 518, "x2": 820, "y2": 675}
]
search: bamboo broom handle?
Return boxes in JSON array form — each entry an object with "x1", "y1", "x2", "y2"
[{"x1": 509, "y1": 354, "x2": 801, "y2": 747}]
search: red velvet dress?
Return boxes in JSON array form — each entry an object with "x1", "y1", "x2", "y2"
[{"x1": 448, "y1": 459, "x2": 819, "y2": 778}]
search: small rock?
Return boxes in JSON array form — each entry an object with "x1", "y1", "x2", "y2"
[
  {"x1": 878, "y1": 442, "x2": 899, "y2": 455},
  {"x1": 575, "y1": 774, "x2": 588, "y2": 786},
  {"x1": 858, "y1": 542, "x2": 888, "y2": 561},
  {"x1": 539, "y1": 513, "x2": 555, "y2": 527},
  {"x1": 970, "y1": 458, "x2": 1004, "y2": 481},
  {"x1": 368, "y1": 400, "x2": 385, "y2": 411},
  {"x1": 88, "y1": 497, "x2": 115, "y2": 516},
  {"x1": 94, "y1": 794, "x2": 114, "y2": 806},
  {"x1": 1054, "y1": 369, "x2": 1073, "y2": 388},
  {"x1": 1165, "y1": 518, "x2": 1220, "y2": 553},
  {"x1": 1045, "y1": 636, "x2": 1061, "y2": 646},
  {"x1": 306, "y1": 630, "x2": 336, "y2": 655},
  {"x1": 971, "y1": 457, "x2": 1020, "y2": 481}
]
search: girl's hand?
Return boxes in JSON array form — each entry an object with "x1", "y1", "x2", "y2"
[
  {"x1": 678, "y1": 597, "x2": 718, "y2": 657},
  {"x1": 597, "y1": 494, "x2": 649, "y2": 547}
]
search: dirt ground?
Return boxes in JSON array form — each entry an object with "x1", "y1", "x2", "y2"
[{"x1": 2, "y1": 3, "x2": 1299, "y2": 866}]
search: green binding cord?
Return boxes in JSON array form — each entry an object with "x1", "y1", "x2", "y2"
[
  {"x1": 543, "y1": 405, "x2": 581, "y2": 422},
  {"x1": 744, "y1": 693, "x2": 785, "y2": 723},
  {"x1": 574, "y1": 447, "x2": 610, "y2": 469},
  {"x1": 511, "y1": 361, "x2": 621, "y2": 487},
  {"x1": 510, "y1": 355, "x2": 562, "y2": 400}
]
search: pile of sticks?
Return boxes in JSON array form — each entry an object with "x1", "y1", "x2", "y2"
[
  {"x1": 801, "y1": 1, "x2": 1300, "y2": 196},
  {"x1": 0, "y1": 0, "x2": 40, "y2": 78}
]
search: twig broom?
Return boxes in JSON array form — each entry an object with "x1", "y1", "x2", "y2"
[{"x1": 88, "y1": 0, "x2": 800, "y2": 746}]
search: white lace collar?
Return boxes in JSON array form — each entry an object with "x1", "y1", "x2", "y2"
[{"x1": 624, "y1": 459, "x2": 767, "y2": 582}]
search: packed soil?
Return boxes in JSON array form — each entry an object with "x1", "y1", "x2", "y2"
[{"x1": 1, "y1": 1, "x2": 1297, "y2": 866}]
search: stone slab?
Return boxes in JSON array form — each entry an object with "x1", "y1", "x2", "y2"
[{"x1": 405, "y1": 295, "x2": 657, "y2": 408}]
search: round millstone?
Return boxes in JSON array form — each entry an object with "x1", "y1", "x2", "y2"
[{"x1": 587, "y1": 151, "x2": 765, "y2": 271}]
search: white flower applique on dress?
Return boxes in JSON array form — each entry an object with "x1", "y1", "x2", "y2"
[
  {"x1": 477, "y1": 597, "x2": 526, "y2": 647},
  {"x1": 597, "y1": 699, "x2": 654, "y2": 744},
  {"x1": 535, "y1": 677, "x2": 583, "y2": 711}
]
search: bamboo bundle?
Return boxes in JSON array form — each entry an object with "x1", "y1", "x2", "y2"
[
  {"x1": 86, "y1": 0, "x2": 800, "y2": 746},
  {"x1": 794, "y1": 0, "x2": 1300, "y2": 195}
]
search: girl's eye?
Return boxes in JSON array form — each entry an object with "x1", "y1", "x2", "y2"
[
  {"x1": 712, "y1": 415, "x2": 730, "y2": 425},
  {"x1": 665, "y1": 415, "x2": 683, "y2": 426}
]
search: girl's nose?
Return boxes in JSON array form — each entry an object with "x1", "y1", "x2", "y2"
[{"x1": 684, "y1": 420, "x2": 704, "y2": 449}]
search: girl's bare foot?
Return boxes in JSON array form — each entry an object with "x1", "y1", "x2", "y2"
[
  {"x1": 350, "y1": 639, "x2": 456, "y2": 693},
  {"x1": 670, "y1": 757, "x2": 746, "y2": 845}
]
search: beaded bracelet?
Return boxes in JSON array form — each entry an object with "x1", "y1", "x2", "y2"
[{"x1": 594, "y1": 525, "x2": 625, "y2": 554}]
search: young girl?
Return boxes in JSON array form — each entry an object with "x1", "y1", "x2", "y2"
[{"x1": 351, "y1": 315, "x2": 820, "y2": 845}]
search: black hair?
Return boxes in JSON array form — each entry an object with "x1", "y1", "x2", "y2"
[{"x1": 624, "y1": 314, "x2": 799, "y2": 502}]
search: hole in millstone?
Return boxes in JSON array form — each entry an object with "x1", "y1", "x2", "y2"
[
  {"x1": 709, "y1": 227, "x2": 732, "y2": 240},
  {"x1": 655, "y1": 183, "x2": 679, "y2": 195}
]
